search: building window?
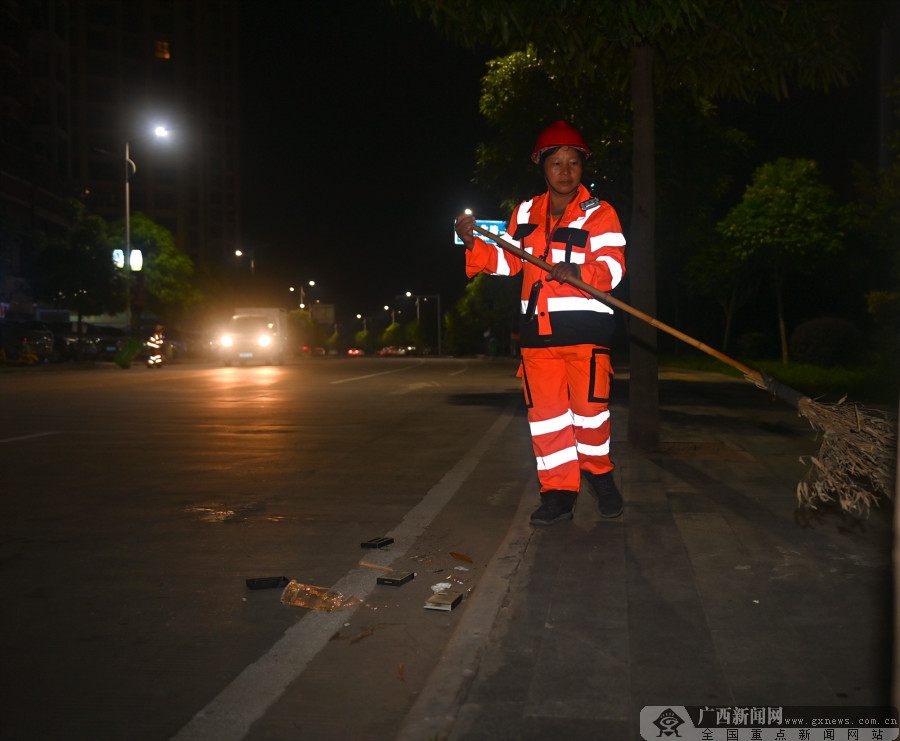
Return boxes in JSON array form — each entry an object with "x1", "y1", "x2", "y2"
[{"x1": 154, "y1": 41, "x2": 171, "y2": 60}]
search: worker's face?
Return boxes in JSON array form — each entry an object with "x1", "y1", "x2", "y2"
[{"x1": 543, "y1": 146, "x2": 583, "y2": 198}]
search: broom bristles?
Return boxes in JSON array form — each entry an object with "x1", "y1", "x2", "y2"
[{"x1": 796, "y1": 397, "x2": 897, "y2": 518}]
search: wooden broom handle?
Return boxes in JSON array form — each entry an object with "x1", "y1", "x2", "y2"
[{"x1": 471, "y1": 223, "x2": 764, "y2": 386}]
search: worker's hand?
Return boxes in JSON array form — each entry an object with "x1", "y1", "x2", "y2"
[
  {"x1": 454, "y1": 213, "x2": 476, "y2": 250},
  {"x1": 547, "y1": 262, "x2": 580, "y2": 283}
]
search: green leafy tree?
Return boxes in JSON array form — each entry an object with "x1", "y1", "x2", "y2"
[
  {"x1": 111, "y1": 213, "x2": 201, "y2": 325},
  {"x1": 475, "y1": 47, "x2": 631, "y2": 212},
  {"x1": 35, "y1": 199, "x2": 122, "y2": 322},
  {"x1": 325, "y1": 328, "x2": 342, "y2": 353},
  {"x1": 684, "y1": 235, "x2": 759, "y2": 354},
  {"x1": 352, "y1": 328, "x2": 374, "y2": 354},
  {"x1": 405, "y1": 318, "x2": 425, "y2": 354},
  {"x1": 715, "y1": 158, "x2": 844, "y2": 363},
  {"x1": 288, "y1": 308, "x2": 328, "y2": 353},
  {"x1": 397, "y1": 0, "x2": 859, "y2": 448},
  {"x1": 444, "y1": 272, "x2": 521, "y2": 356},
  {"x1": 477, "y1": 49, "x2": 752, "y2": 353},
  {"x1": 380, "y1": 321, "x2": 405, "y2": 348}
]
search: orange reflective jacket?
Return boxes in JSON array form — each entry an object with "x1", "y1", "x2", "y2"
[{"x1": 466, "y1": 185, "x2": 625, "y2": 348}]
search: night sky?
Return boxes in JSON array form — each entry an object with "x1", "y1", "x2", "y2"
[
  {"x1": 237, "y1": 1, "x2": 896, "y2": 326},
  {"x1": 238, "y1": 1, "x2": 496, "y2": 322}
]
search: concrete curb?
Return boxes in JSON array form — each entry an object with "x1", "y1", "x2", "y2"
[{"x1": 396, "y1": 479, "x2": 537, "y2": 741}]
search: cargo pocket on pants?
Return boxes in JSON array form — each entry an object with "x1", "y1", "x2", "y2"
[
  {"x1": 588, "y1": 348, "x2": 612, "y2": 404},
  {"x1": 517, "y1": 361, "x2": 533, "y2": 409}
]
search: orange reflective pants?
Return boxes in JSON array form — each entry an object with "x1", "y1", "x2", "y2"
[{"x1": 519, "y1": 344, "x2": 613, "y2": 493}]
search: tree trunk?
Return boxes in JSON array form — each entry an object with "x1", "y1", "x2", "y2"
[
  {"x1": 775, "y1": 269, "x2": 789, "y2": 363},
  {"x1": 76, "y1": 313, "x2": 85, "y2": 361},
  {"x1": 627, "y1": 42, "x2": 660, "y2": 450},
  {"x1": 722, "y1": 289, "x2": 735, "y2": 354}
]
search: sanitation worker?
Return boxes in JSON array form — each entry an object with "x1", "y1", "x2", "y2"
[
  {"x1": 455, "y1": 120, "x2": 626, "y2": 525},
  {"x1": 146, "y1": 324, "x2": 165, "y2": 367}
]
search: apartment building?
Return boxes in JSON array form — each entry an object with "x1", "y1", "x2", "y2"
[{"x1": 1, "y1": 0, "x2": 241, "y2": 314}]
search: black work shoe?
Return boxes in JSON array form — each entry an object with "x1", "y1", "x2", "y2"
[
  {"x1": 584, "y1": 471, "x2": 624, "y2": 518},
  {"x1": 530, "y1": 490, "x2": 577, "y2": 526}
]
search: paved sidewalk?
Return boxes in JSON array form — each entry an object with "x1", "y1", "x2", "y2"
[{"x1": 401, "y1": 370, "x2": 895, "y2": 740}]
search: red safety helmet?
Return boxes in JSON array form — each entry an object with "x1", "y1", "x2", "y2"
[{"x1": 531, "y1": 120, "x2": 591, "y2": 164}]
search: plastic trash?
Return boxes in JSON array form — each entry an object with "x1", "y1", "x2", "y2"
[{"x1": 279, "y1": 580, "x2": 361, "y2": 611}]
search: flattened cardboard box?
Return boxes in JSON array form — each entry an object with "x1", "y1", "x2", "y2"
[
  {"x1": 376, "y1": 570, "x2": 415, "y2": 586},
  {"x1": 361, "y1": 537, "x2": 394, "y2": 549},
  {"x1": 246, "y1": 576, "x2": 289, "y2": 590},
  {"x1": 425, "y1": 591, "x2": 462, "y2": 611}
]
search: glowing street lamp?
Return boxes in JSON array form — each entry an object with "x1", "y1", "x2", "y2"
[
  {"x1": 297, "y1": 280, "x2": 315, "y2": 309},
  {"x1": 126, "y1": 126, "x2": 170, "y2": 273},
  {"x1": 234, "y1": 248, "x2": 255, "y2": 275}
]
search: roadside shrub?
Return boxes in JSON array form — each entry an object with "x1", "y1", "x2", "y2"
[{"x1": 789, "y1": 317, "x2": 865, "y2": 367}]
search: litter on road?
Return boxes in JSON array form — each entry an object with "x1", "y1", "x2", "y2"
[
  {"x1": 245, "y1": 576, "x2": 289, "y2": 590},
  {"x1": 361, "y1": 536, "x2": 394, "y2": 549},
  {"x1": 376, "y1": 571, "x2": 415, "y2": 586},
  {"x1": 425, "y1": 592, "x2": 463, "y2": 611},
  {"x1": 280, "y1": 580, "x2": 361, "y2": 611}
]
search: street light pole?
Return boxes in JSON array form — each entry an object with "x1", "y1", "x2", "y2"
[
  {"x1": 119, "y1": 126, "x2": 168, "y2": 330},
  {"x1": 124, "y1": 140, "x2": 136, "y2": 329},
  {"x1": 434, "y1": 294, "x2": 442, "y2": 357},
  {"x1": 234, "y1": 248, "x2": 256, "y2": 276},
  {"x1": 300, "y1": 280, "x2": 315, "y2": 309},
  {"x1": 407, "y1": 292, "x2": 442, "y2": 356}
]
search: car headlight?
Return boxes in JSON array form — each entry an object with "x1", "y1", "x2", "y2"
[
  {"x1": 258, "y1": 334, "x2": 271, "y2": 347},
  {"x1": 221, "y1": 335, "x2": 233, "y2": 347}
]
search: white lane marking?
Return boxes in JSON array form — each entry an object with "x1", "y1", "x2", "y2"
[
  {"x1": 396, "y1": 479, "x2": 536, "y2": 741},
  {"x1": 0, "y1": 431, "x2": 60, "y2": 444},
  {"x1": 170, "y1": 403, "x2": 517, "y2": 741},
  {"x1": 329, "y1": 360, "x2": 423, "y2": 384},
  {"x1": 390, "y1": 381, "x2": 440, "y2": 395}
]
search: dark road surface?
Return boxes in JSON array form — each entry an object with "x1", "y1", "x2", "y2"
[
  {"x1": 1, "y1": 358, "x2": 531, "y2": 740},
  {"x1": 1, "y1": 357, "x2": 894, "y2": 741}
]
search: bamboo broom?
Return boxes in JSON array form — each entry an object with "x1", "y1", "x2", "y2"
[{"x1": 471, "y1": 223, "x2": 897, "y2": 517}]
